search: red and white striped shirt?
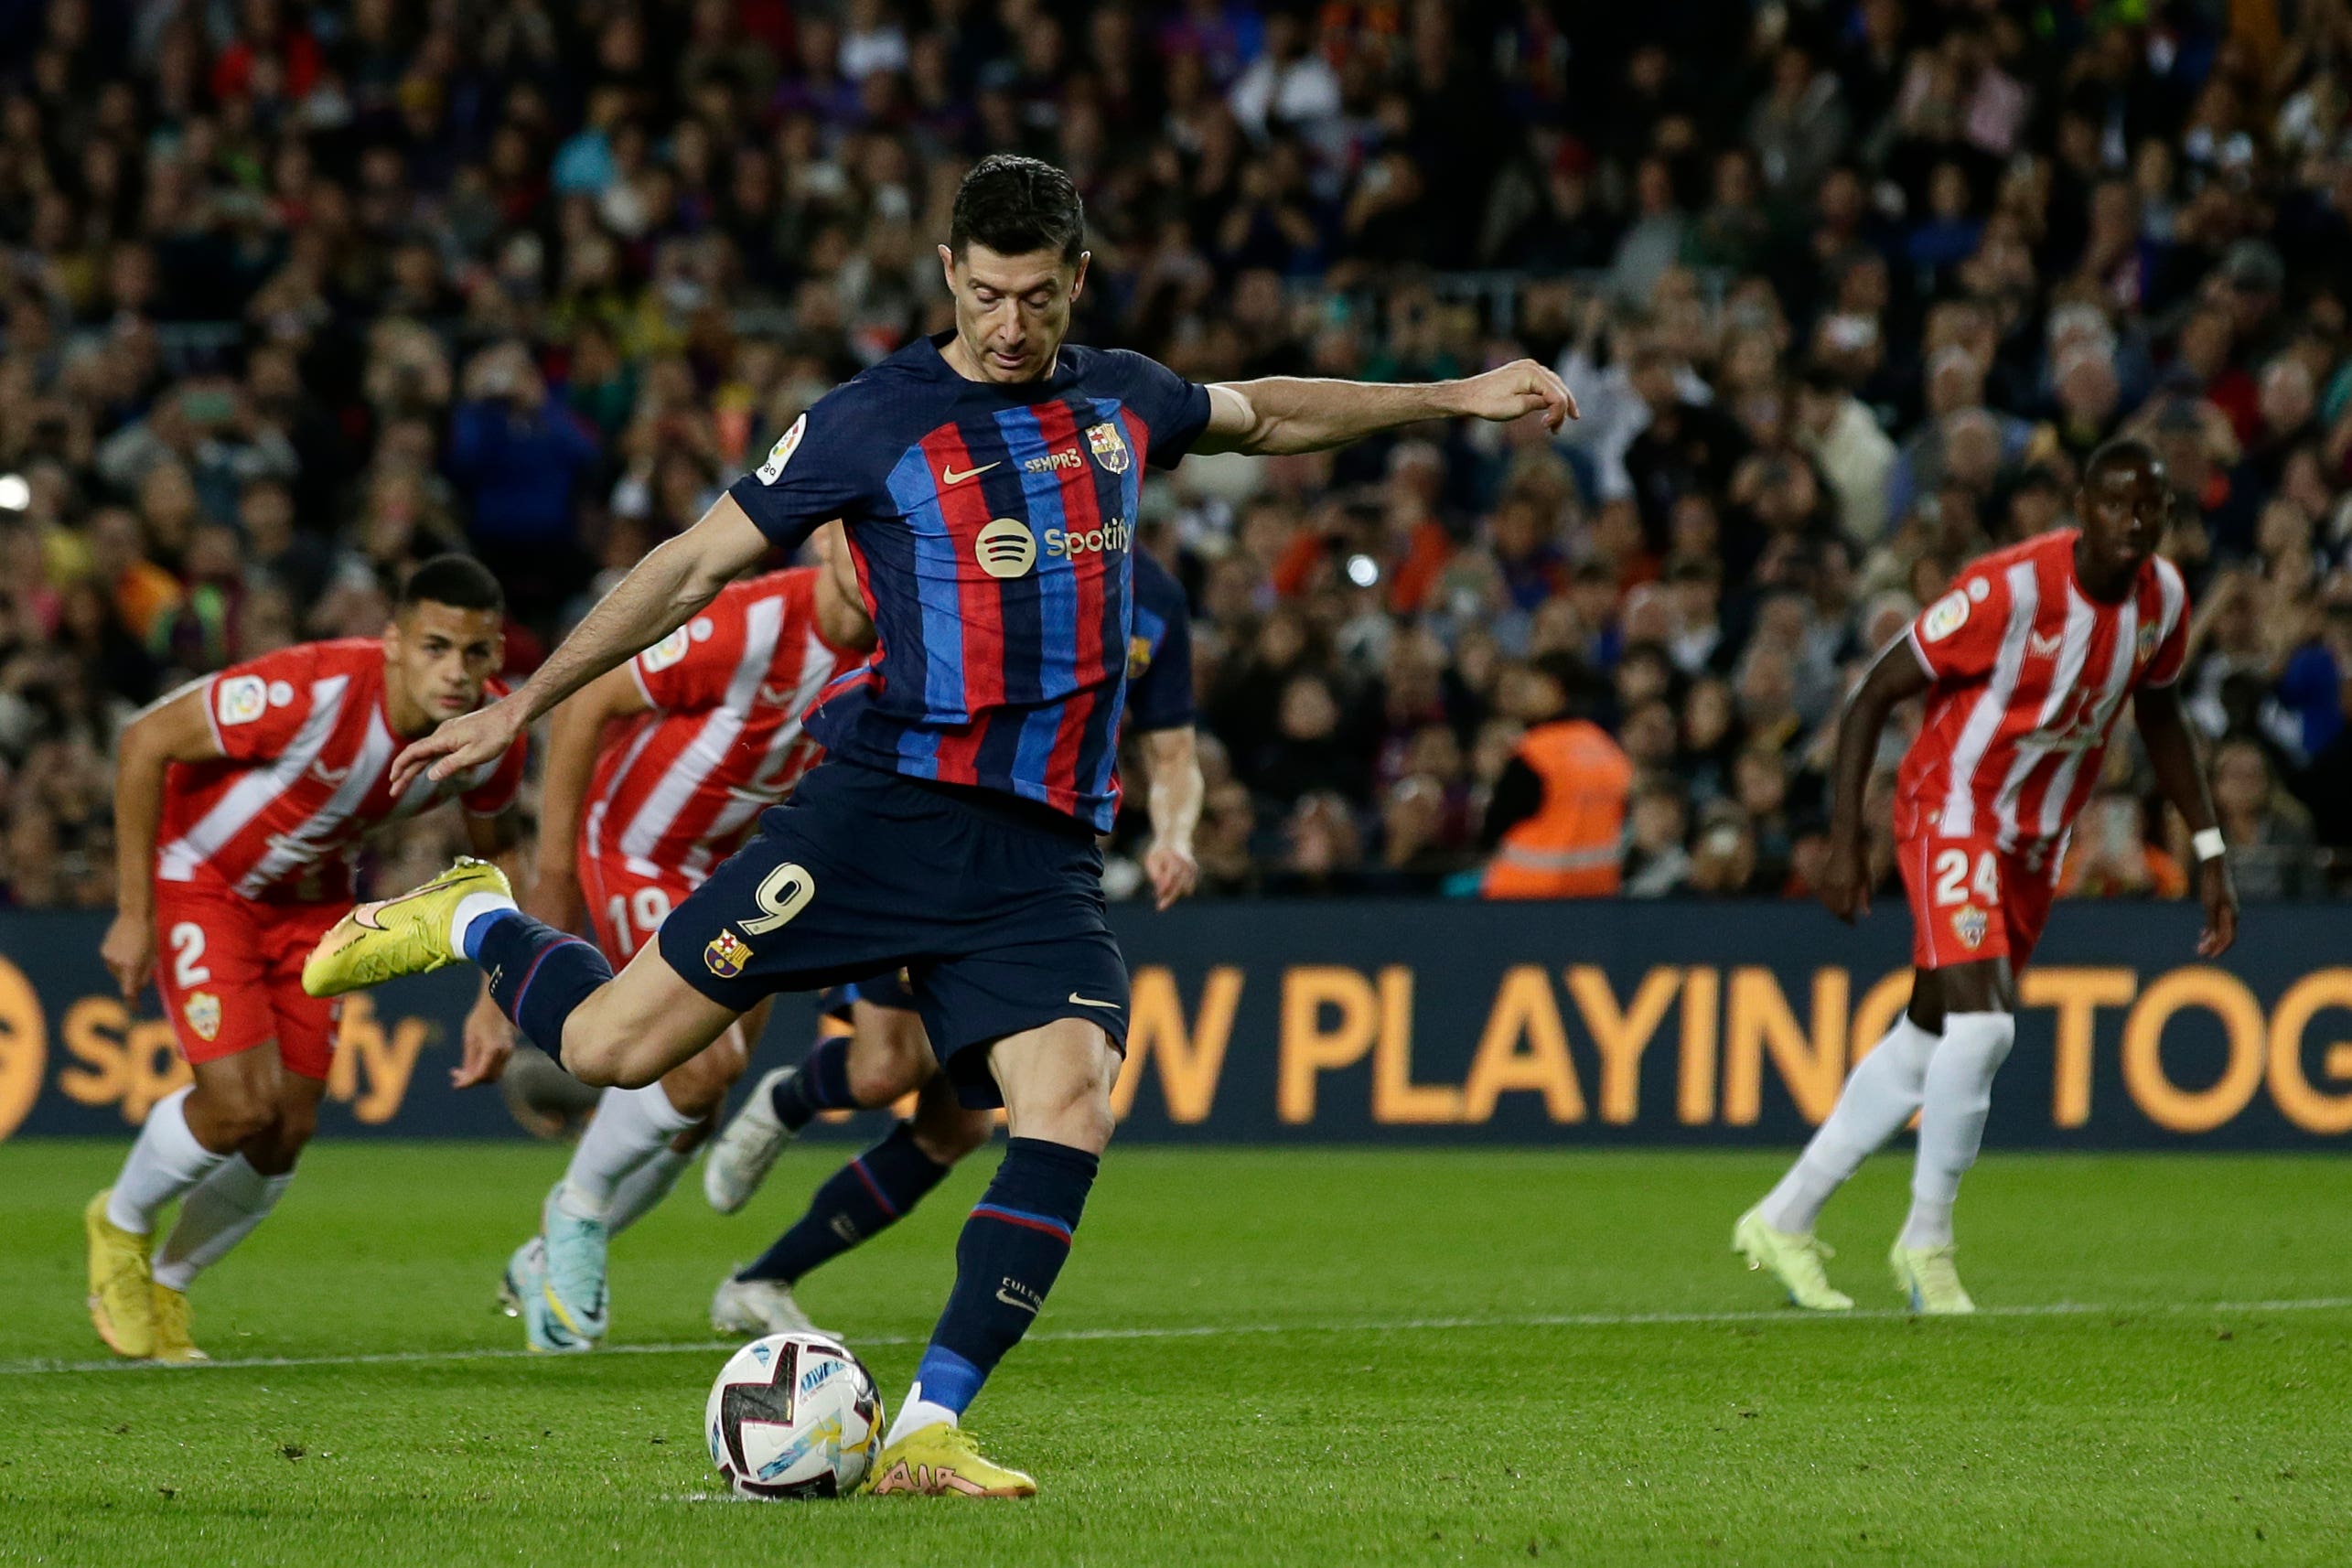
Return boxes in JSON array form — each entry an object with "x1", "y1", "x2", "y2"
[
  {"x1": 581, "y1": 568, "x2": 857, "y2": 884},
  {"x1": 1896, "y1": 530, "x2": 2189, "y2": 852},
  {"x1": 156, "y1": 639, "x2": 527, "y2": 904}
]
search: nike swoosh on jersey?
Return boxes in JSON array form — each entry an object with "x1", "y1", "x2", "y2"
[
  {"x1": 757, "y1": 682, "x2": 798, "y2": 706},
  {"x1": 940, "y1": 461, "x2": 1001, "y2": 486},
  {"x1": 1067, "y1": 993, "x2": 1121, "y2": 1010}
]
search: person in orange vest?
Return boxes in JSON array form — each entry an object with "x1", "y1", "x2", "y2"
[{"x1": 1480, "y1": 652, "x2": 1635, "y2": 898}]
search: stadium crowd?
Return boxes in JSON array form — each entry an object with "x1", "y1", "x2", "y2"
[{"x1": 2, "y1": 0, "x2": 2350, "y2": 907}]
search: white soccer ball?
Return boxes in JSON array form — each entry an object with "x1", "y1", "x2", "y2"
[{"x1": 703, "y1": 1331, "x2": 885, "y2": 1499}]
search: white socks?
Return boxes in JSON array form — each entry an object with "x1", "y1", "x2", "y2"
[
  {"x1": 1901, "y1": 1010, "x2": 2015, "y2": 1250},
  {"x1": 154, "y1": 1155, "x2": 294, "y2": 1290},
  {"x1": 105, "y1": 1086, "x2": 229, "y2": 1234},
  {"x1": 1759, "y1": 1015, "x2": 1941, "y2": 1234},
  {"x1": 558, "y1": 1083, "x2": 699, "y2": 1221},
  {"x1": 885, "y1": 1387, "x2": 961, "y2": 1447},
  {"x1": 450, "y1": 890, "x2": 520, "y2": 955},
  {"x1": 606, "y1": 1147, "x2": 692, "y2": 1236}
]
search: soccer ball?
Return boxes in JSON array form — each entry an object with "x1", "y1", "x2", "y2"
[{"x1": 703, "y1": 1331, "x2": 885, "y2": 1499}]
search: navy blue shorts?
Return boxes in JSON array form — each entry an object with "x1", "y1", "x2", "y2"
[{"x1": 660, "y1": 761, "x2": 1129, "y2": 1108}]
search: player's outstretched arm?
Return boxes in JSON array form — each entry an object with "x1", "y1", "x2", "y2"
[
  {"x1": 2134, "y1": 683, "x2": 2239, "y2": 957},
  {"x1": 1192, "y1": 360, "x2": 1577, "y2": 457},
  {"x1": 102, "y1": 683, "x2": 223, "y2": 999},
  {"x1": 1141, "y1": 725, "x2": 1204, "y2": 910},
  {"x1": 1820, "y1": 640, "x2": 1932, "y2": 924},
  {"x1": 388, "y1": 495, "x2": 768, "y2": 794}
]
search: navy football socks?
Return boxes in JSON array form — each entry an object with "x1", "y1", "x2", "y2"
[
  {"x1": 735, "y1": 1122, "x2": 951, "y2": 1284},
  {"x1": 910, "y1": 1137, "x2": 1098, "y2": 1415},
  {"x1": 769, "y1": 1036, "x2": 856, "y2": 1130},
  {"x1": 472, "y1": 910, "x2": 613, "y2": 1069}
]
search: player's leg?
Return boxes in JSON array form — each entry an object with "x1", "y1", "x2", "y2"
[
  {"x1": 1893, "y1": 950, "x2": 2021, "y2": 1315},
  {"x1": 872, "y1": 1016, "x2": 1117, "y2": 1497},
  {"x1": 605, "y1": 1002, "x2": 772, "y2": 1235},
  {"x1": 91, "y1": 906, "x2": 284, "y2": 1359},
  {"x1": 716, "y1": 1066, "x2": 992, "y2": 1337},
  {"x1": 1736, "y1": 973, "x2": 1945, "y2": 1309},
  {"x1": 706, "y1": 985, "x2": 921, "y2": 1214}
]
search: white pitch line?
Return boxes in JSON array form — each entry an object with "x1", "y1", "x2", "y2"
[{"x1": 8, "y1": 1295, "x2": 2352, "y2": 1378}]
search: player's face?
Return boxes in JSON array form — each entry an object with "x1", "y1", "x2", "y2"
[
  {"x1": 2077, "y1": 454, "x2": 2166, "y2": 578},
  {"x1": 384, "y1": 601, "x2": 505, "y2": 726},
  {"x1": 939, "y1": 242, "x2": 1089, "y2": 383}
]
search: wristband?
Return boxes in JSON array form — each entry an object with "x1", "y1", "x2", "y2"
[{"x1": 2192, "y1": 827, "x2": 2227, "y2": 862}]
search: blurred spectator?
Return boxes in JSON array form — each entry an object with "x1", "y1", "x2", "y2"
[{"x1": 2, "y1": 0, "x2": 2349, "y2": 908}]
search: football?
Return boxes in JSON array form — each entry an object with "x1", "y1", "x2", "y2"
[{"x1": 703, "y1": 1332, "x2": 886, "y2": 1499}]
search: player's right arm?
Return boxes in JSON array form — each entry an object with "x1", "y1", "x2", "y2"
[
  {"x1": 1819, "y1": 640, "x2": 1931, "y2": 924},
  {"x1": 524, "y1": 663, "x2": 655, "y2": 935},
  {"x1": 102, "y1": 683, "x2": 226, "y2": 999},
  {"x1": 388, "y1": 495, "x2": 768, "y2": 793}
]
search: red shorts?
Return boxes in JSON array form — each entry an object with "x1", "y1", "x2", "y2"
[
  {"x1": 1896, "y1": 836, "x2": 2058, "y2": 972},
  {"x1": 151, "y1": 884, "x2": 346, "y2": 1079},
  {"x1": 578, "y1": 852, "x2": 697, "y2": 967}
]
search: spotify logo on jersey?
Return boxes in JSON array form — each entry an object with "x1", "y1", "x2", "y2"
[{"x1": 975, "y1": 517, "x2": 1037, "y2": 579}]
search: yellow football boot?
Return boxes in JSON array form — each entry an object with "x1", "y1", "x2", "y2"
[
  {"x1": 303, "y1": 857, "x2": 510, "y2": 997},
  {"x1": 150, "y1": 1283, "x2": 209, "y2": 1363},
  {"x1": 1733, "y1": 1206, "x2": 1854, "y2": 1311},
  {"x1": 85, "y1": 1189, "x2": 156, "y2": 1359},
  {"x1": 864, "y1": 1423, "x2": 1037, "y2": 1498},
  {"x1": 1890, "y1": 1242, "x2": 1976, "y2": 1315}
]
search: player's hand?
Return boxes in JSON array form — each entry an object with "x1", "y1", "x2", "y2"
[
  {"x1": 453, "y1": 988, "x2": 516, "y2": 1088},
  {"x1": 1144, "y1": 838, "x2": 1199, "y2": 911},
  {"x1": 1817, "y1": 839, "x2": 1870, "y2": 924},
  {"x1": 2196, "y1": 856, "x2": 2239, "y2": 958},
  {"x1": 100, "y1": 911, "x2": 155, "y2": 1001},
  {"x1": 1454, "y1": 359, "x2": 1579, "y2": 432},
  {"x1": 390, "y1": 693, "x2": 526, "y2": 796}
]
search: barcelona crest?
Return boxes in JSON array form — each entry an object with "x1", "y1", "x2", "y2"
[
  {"x1": 1950, "y1": 906, "x2": 1988, "y2": 950},
  {"x1": 185, "y1": 991, "x2": 222, "y2": 1042},
  {"x1": 1127, "y1": 633, "x2": 1154, "y2": 680},
  {"x1": 705, "y1": 930, "x2": 753, "y2": 980},
  {"x1": 1086, "y1": 422, "x2": 1132, "y2": 474}
]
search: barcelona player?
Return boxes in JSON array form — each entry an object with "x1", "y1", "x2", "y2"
[{"x1": 304, "y1": 155, "x2": 1573, "y2": 1495}]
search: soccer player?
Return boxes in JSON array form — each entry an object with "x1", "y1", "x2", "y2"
[
  {"x1": 87, "y1": 556, "x2": 528, "y2": 1361},
  {"x1": 496, "y1": 541, "x2": 873, "y2": 1351},
  {"x1": 304, "y1": 153, "x2": 1572, "y2": 1495},
  {"x1": 1734, "y1": 439, "x2": 2237, "y2": 1314},
  {"x1": 698, "y1": 544, "x2": 1204, "y2": 1338}
]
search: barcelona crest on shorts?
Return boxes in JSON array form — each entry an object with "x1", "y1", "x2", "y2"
[
  {"x1": 1087, "y1": 422, "x2": 1132, "y2": 474},
  {"x1": 705, "y1": 930, "x2": 753, "y2": 980},
  {"x1": 1950, "y1": 905, "x2": 1988, "y2": 950},
  {"x1": 184, "y1": 991, "x2": 222, "y2": 1043}
]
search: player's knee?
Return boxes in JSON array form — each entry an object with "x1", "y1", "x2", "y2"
[
  {"x1": 917, "y1": 1106, "x2": 994, "y2": 1165},
  {"x1": 196, "y1": 1087, "x2": 279, "y2": 1148},
  {"x1": 848, "y1": 1021, "x2": 930, "y2": 1105},
  {"x1": 661, "y1": 1043, "x2": 742, "y2": 1119}
]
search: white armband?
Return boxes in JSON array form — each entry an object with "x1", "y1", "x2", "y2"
[{"x1": 2192, "y1": 827, "x2": 2227, "y2": 862}]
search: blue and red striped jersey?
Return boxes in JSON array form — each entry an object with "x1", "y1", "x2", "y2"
[{"x1": 725, "y1": 331, "x2": 1211, "y2": 832}]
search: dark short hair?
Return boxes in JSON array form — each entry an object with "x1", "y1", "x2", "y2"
[
  {"x1": 399, "y1": 553, "x2": 505, "y2": 616},
  {"x1": 949, "y1": 155, "x2": 1086, "y2": 262},
  {"x1": 2086, "y1": 436, "x2": 2161, "y2": 484}
]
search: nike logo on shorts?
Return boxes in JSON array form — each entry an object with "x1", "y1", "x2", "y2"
[{"x1": 1067, "y1": 993, "x2": 1120, "y2": 1010}]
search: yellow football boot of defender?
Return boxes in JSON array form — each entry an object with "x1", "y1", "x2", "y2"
[
  {"x1": 151, "y1": 1283, "x2": 209, "y2": 1363},
  {"x1": 1733, "y1": 1206, "x2": 1854, "y2": 1311},
  {"x1": 1890, "y1": 1241, "x2": 1976, "y2": 1315},
  {"x1": 85, "y1": 1189, "x2": 156, "y2": 1359},
  {"x1": 864, "y1": 1424, "x2": 1037, "y2": 1498},
  {"x1": 303, "y1": 857, "x2": 510, "y2": 997}
]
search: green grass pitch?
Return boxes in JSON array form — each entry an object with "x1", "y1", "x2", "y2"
[{"x1": 2, "y1": 1141, "x2": 2348, "y2": 1565}]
